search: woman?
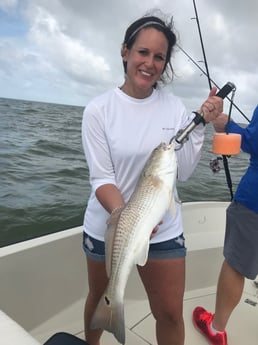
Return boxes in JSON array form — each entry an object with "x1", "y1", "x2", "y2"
[{"x1": 81, "y1": 12, "x2": 223, "y2": 345}]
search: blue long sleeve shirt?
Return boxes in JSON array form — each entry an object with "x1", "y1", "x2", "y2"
[{"x1": 225, "y1": 105, "x2": 258, "y2": 213}]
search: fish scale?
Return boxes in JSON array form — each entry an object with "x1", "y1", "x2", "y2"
[{"x1": 90, "y1": 142, "x2": 178, "y2": 344}]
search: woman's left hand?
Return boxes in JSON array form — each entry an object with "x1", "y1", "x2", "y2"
[{"x1": 199, "y1": 87, "x2": 223, "y2": 124}]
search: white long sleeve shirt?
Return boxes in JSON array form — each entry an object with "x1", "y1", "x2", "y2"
[{"x1": 82, "y1": 87, "x2": 205, "y2": 243}]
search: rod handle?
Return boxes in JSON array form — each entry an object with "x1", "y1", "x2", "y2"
[{"x1": 216, "y1": 82, "x2": 236, "y2": 99}]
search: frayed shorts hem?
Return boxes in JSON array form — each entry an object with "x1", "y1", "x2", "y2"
[{"x1": 82, "y1": 232, "x2": 186, "y2": 262}]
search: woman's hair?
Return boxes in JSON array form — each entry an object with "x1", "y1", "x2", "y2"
[{"x1": 122, "y1": 12, "x2": 177, "y2": 86}]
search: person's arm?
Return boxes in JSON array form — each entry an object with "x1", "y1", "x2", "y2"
[
  {"x1": 223, "y1": 107, "x2": 258, "y2": 154},
  {"x1": 212, "y1": 113, "x2": 230, "y2": 132},
  {"x1": 213, "y1": 110, "x2": 258, "y2": 155},
  {"x1": 95, "y1": 184, "x2": 125, "y2": 214},
  {"x1": 176, "y1": 87, "x2": 223, "y2": 181},
  {"x1": 82, "y1": 101, "x2": 125, "y2": 214}
]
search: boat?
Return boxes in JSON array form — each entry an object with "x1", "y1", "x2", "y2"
[{"x1": 1, "y1": 201, "x2": 257, "y2": 345}]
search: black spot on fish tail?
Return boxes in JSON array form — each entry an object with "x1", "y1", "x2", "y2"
[{"x1": 91, "y1": 293, "x2": 125, "y2": 344}]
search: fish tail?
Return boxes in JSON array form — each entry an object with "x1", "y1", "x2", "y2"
[{"x1": 90, "y1": 293, "x2": 125, "y2": 344}]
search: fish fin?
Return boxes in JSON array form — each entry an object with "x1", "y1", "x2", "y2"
[
  {"x1": 90, "y1": 293, "x2": 125, "y2": 344},
  {"x1": 134, "y1": 238, "x2": 149, "y2": 266},
  {"x1": 105, "y1": 207, "x2": 124, "y2": 277},
  {"x1": 106, "y1": 206, "x2": 124, "y2": 226}
]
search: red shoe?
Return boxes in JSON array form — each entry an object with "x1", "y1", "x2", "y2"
[{"x1": 192, "y1": 306, "x2": 228, "y2": 345}]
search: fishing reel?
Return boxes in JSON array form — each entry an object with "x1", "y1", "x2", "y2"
[{"x1": 209, "y1": 156, "x2": 223, "y2": 173}]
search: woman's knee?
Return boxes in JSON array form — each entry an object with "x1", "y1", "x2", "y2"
[{"x1": 151, "y1": 300, "x2": 183, "y2": 325}]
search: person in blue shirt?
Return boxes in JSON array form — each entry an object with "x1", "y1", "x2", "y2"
[{"x1": 192, "y1": 105, "x2": 258, "y2": 345}]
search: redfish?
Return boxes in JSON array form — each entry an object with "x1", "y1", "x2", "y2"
[{"x1": 90, "y1": 142, "x2": 178, "y2": 344}]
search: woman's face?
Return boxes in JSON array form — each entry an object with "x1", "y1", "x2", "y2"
[{"x1": 122, "y1": 27, "x2": 168, "y2": 98}]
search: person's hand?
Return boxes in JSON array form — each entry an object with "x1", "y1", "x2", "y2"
[
  {"x1": 213, "y1": 113, "x2": 229, "y2": 132},
  {"x1": 150, "y1": 220, "x2": 163, "y2": 239},
  {"x1": 198, "y1": 87, "x2": 223, "y2": 124}
]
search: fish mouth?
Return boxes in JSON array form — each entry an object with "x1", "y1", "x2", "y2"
[{"x1": 160, "y1": 142, "x2": 173, "y2": 150}]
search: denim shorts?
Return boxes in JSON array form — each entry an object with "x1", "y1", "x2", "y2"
[{"x1": 83, "y1": 231, "x2": 186, "y2": 262}]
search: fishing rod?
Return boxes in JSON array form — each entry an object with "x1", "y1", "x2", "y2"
[
  {"x1": 176, "y1": 43, "x2": 250, "y2": 123},
  {"x1": 171, "y1": 82, "x2": 235, "y2": 146},
  {"x1": 192, "y1": 0, "x2": 236, "y2": 200},
  {"x1": 170, "y1": 4, "x2": 237, "y2": 148},
  {"x1": 192, "y1": 1, "x2": 257, "y2": 286},
  {"x1": 192, "y1": 0, "x2": 212, "y2": 90}
]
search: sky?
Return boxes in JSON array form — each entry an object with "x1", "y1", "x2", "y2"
[{"x1": 0, "y1": 0, "x2": 257, "y2": 123}]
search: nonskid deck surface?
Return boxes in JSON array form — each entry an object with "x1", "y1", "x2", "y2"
[
  {"x1": 32, "y1": 280, "x2": 258, "y2": 345},
  {"x1": 132, "y1": 281, "x2": 258, "y2": 345}
]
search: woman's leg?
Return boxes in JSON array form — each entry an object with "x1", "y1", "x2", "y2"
[
  {"x1": 84, "y1": 256, "x2": 108, "y2": 345},
  {"x1": 137, "y1": 257, "x2": 185, "y2": 345}
]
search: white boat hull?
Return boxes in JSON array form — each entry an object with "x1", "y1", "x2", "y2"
[{"x1": 1, "y1": 202, "x2": 257, "y2": 344}]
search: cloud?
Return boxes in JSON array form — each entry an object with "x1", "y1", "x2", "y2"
[
  {"x1": 27, "y1": 6, "x2": 111, "y2": 85},
  {"x1": 0, "y1": 0, "x2": 257, "y2": 122},
  {"x1": 0, "y1": 0, "x2": 17, "y2": 11}
]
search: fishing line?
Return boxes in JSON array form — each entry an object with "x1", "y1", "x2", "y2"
[
  {"x1": 176, "y1": 43, "x2": 250, "y2": 123},
  {"x1": 192, "y1": 0, "x2": 236, "y2": 200}
]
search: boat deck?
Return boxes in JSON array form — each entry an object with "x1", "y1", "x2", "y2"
[
  {"x1": 30, "y1": 278, "x2": 258, "y2": 345},
  {"x1": 1, "y1": 203, "x2": 257, "y2": 345}
]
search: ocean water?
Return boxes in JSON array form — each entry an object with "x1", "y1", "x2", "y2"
[{"x1": 0, "y1": 97, "x2": 249, "y2": 247}]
